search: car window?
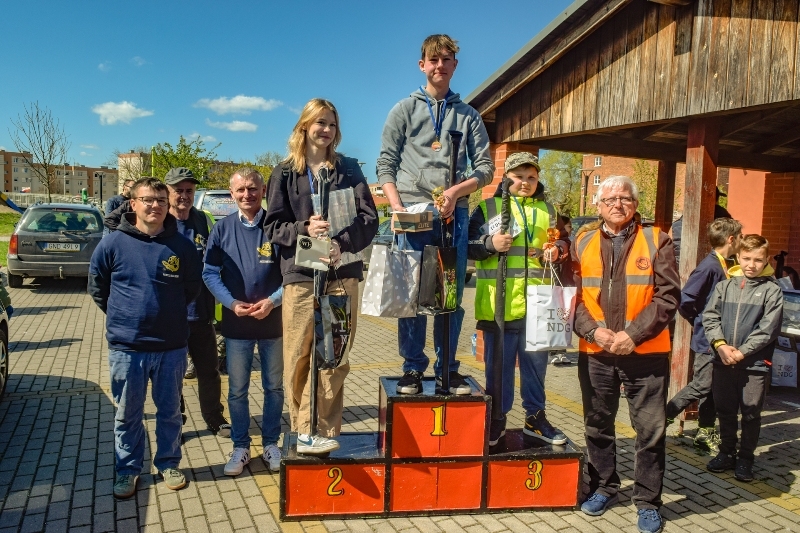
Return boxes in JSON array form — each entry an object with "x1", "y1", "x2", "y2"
[
  {"x1": 201, "y1": 194, "x2": 238, "y2": 218},
  {"x1": 20, "y1": 209, "x2": 102, "y2": 232}
]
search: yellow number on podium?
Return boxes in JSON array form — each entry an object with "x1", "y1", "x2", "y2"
[
  {"x1": 525, "y1": 460, "x2": 543, "y2": 490},
  {"x1": 327, "y1": 467, "x2": 344, "y2": 496},
  {"x1": 431, "y1": 404, "x2": 447, "y2": 436}
]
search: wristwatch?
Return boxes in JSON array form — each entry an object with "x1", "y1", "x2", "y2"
[{"x1": 584, "y1": 328, "x2": 597, "y2": 345}]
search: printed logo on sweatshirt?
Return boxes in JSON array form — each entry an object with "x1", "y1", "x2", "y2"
[
  {"x1": 194, "y1": 233, "x2": 207, "y2": 251},
  {"x1": 162, "y1": 256, "x2": 180, "y2": 273},
  {"x1": 257, "y1": 242, "x2": 272, "y2": 257}
]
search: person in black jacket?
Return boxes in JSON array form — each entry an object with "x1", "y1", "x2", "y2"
[
  {"x1": 666, "y1": 218, "x2": 742, "y2": 453},
  {"x1": 264, "y1": 98, "x2": 378, "y2": 455},
  {"x1": 105, "y1": 179, "x2": 134, "y2": 215},
  {"x1": 89, "y1": 178, "x2": 202, "y2": 499}
]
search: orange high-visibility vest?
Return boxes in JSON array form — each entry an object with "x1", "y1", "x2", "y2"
[{"x1": 575, "y1": 225, "x2": 671, "y2": 354}]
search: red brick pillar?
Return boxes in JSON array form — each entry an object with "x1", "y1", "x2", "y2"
[{"x1": 484, "y1": 142, "x2": 536, "y2": 200}]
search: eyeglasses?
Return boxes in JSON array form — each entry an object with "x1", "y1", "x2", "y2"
[
  {"x1": 133, "y1": 196, "x2": 168, "y2": 207},
  {"x1": 599, "y1": 196, "x2": 635, "y2": 207}
]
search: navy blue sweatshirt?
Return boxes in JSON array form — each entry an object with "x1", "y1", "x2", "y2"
[
  {"x1": 678, "y1": 251, "x2": 728, "y2": 354},
  {"x1": 175, "y1": 207, "x2": 214, "y2": 322},
  {"x1": 88, "y1": 212, "x2": 202, "y2": 352},
  {"x1": 203, "y1": 210, "x2": 283, "y2": 339}
]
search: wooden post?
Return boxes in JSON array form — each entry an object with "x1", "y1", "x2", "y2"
[
  {"x1": 653, "y1": 161, "x2": 676, "y2": 232},
  {"x1": 670, "y1": 119, "x2": 719, "y2": 424}
]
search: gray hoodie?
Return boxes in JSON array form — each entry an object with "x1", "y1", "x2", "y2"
[{"x1": 376, "y1": 88, "x2": 494, "y2": 207}]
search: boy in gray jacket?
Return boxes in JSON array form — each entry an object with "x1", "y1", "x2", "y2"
[
  {"x1": 376, "y1": 34, "x2": 494, "y2": 395},
  {"x1": 702, "y1": 234, "x2": 784, "y2": 482}
]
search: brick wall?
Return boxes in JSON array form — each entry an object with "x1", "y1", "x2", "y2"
[{"x1": 761, "y1": 173, "x2": 800, "y2": 273}]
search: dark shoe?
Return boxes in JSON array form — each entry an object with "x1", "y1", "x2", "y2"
[
  {"x1": 637, "y1": 509, "x2": 664, "y2": 533},
  {"x1": 435, "y1": 372, "x2": 471, "y2": 395},
  {"x1": 580, "y1": 492, "x2": 618, "y2": 516},
  {"x1": 113, "y1": 474, "x2": 138, "y2": 499},
  {"x1": 184, "y1": 360, "x2": 196, "y2": 379},
  {"x1": 524, "y1": 410, "x2": 567, "y2": 445},
  {"x1": 208, "y1": 422, "x2": 231, "y2": 438},
  {"x1": 396, "y1": 371, "x2": 423, "y2": 394},
  {"x1": 734, "y1": 457, "x2": 754, "y2": 482},
  {"x1": 706, "y1": 452, "x2": 736, "y2": 473},
  {"x1": 489, "y1": 417, "x2": 506, "y2": 447}
]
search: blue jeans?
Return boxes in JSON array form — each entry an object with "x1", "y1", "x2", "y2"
[
  {"x1": 109, "y1": 347, "x2": 187, "y2": 475},
  {"x1": 398, "y1": 206, "x2": 468, "y2": 376},
  {"x1": 226, "y1": 337, "x2": 284, "y2": 449},
  {"x1": 481, "y1": 329, "x2": 549, "y2": 415}
]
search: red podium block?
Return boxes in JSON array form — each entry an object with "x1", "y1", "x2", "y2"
[{"x1": 390, "y1": 462, "x2": 483, "y2": 511}]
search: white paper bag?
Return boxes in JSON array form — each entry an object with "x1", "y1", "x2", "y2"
[
  {"x1": 360, "y1": 240, "x2": 421, "y2": 318},
  {"x1": 771, "y1": 349, "x2": 798, "y2": 387},
  {"x1": 525, "y1": 266, "x2": 577, "y2": 351}
]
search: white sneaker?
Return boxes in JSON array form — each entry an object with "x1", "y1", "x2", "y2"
[
  {"x1": 224, "y1": 447, "x2": 250, "y2": 476},
  {"x1": 296, "y1": 434, "x2": 340, "y2": 455},
  {"x1": 263, "y1": 444, "x2": 282, "y2": 472}
]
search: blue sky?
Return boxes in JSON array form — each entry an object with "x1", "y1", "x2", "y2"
[{"x1": 1, "y1": 0, "x2": 573, "y2": 182}]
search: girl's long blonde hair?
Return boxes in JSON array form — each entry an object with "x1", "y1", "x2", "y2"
[{"x1": 284, "y1": 98, "x2": 342, "y2": 174}]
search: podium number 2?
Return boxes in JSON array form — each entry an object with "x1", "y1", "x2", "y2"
[
  {"x1": 431, "y1": 405, "x2": 447, "y2": 436},
  {"x1": 525, "y1": 460, "x2": 543, "y2": 490},
  {"x1": 327, "y1": 467, "x2": 344, "y2": 496}
]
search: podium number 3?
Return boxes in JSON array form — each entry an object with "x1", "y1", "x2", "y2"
[
  {"x1": 525, "y1": 460, "x2": 543, "y2": 490},
  {"x1": 431, "y1": 405, "x2": 447, "y2": 436},
  {"x1": 327, "y1": 467, "x2": 344, "y2": 496}
]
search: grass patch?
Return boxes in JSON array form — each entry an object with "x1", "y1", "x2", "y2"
[
  {"x1": 0, "y1": 242, "x2": 8, "y2": 267},
  {"x1": 0, "y1": 213, "x2": 21, "y2": 236}
]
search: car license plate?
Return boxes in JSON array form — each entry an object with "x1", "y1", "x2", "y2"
[{"x1": 44, "y1": 243, "x2": 80, "y2": 252}]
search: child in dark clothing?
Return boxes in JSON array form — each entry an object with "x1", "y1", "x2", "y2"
[{"x1": 702, "y1": 234, "x2": 784, "y2": 482}]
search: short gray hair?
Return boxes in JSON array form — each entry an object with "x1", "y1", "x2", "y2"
[
  {"x1": 595, "y1": 175, "x2": 639, "y2": 206},
  {"x1": 229, "y1": 166, "x2": 264, "y2": 187}
]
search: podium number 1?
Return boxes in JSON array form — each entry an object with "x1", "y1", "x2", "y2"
[
  {"x1": 327, "y1": 467, "x2": 344, "y2": 496},
  {"x1": 431, "y1": 404, "x2": 447, "y2": 436},
  {"x1": 525, "y1": 460, "x2": 543, "y2": 490}
]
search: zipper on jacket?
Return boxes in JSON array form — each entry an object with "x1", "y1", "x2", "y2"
[{"x1": 732, "y1": 277, "x2": 746, "y2": 347}]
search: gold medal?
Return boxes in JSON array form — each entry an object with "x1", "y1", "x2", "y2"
[{"x1": 431, "y1": 140, "x2": 442, "y2": 152}]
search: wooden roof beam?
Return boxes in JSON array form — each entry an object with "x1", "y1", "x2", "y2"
[
  {"x1": 647, "y1": 0, "x2": 692, "y2": 5},
  {"x1": 719, "y1": 106, "x2": 794, "y2": 139},
  {"x1": 747, "y1": 129, "x2": 800, "y2": 154}
]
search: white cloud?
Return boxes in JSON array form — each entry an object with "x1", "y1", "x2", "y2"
[
  {"x1": 206, "y1": 119, "x2": 258, "y2": 132},
  {"x1": 79, "y1": 151, "x2": 92, "y2": 157},
  {"x1": 81, "y1": 144, "x2": 99, "y2": 150},
  {"x1": 188, "y1": 132, "x2": 217, "y2": 143},
  {"x1": 98, "y1": 61, "x2": 111, "y2": 72},
  {"x1": 92, "y1": 101, "x2": 154, "y2": 125},
  {"x1": 131, "y1": 56, "x2": 146, "y2": 66},
  {"x1": 194, "y1": 95, "x2": 282, "y2": 115},
  {"x1": 288, "y1": 106, "x2": 302, "y2": 115},
  {"x1": 0, "y1": 146, "x2": 6, "y2": 151}
]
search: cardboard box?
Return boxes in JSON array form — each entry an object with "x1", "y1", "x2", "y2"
[{"x1": 391, "y1": 210, "x2": 433, "y2": 232}]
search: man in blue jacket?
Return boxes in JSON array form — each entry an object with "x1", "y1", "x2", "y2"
[
  {"x1": 89, "y1": 178, "x2": 202, "y2": 499},
  {"x1": 667, "y1": 217, "x2": 742, "y2": 452}
]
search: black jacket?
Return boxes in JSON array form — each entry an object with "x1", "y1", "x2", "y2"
[
  {"x1": 678, "y1": 251, "x2": 729, "y2": 354},
  {"x1": 264, "y1": 156, "x2": 379, "y2": 285}
]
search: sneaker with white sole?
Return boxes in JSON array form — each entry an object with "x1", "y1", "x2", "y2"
[
  {"x1": 263, "y1": 444, "x2": 282, "y2": 472},
  {"x1": 224, "y1": 447, "x2": 250, "y2": 476},
  {"x1": 435, "y1": 372, "x2": 472, "y2": 395},
  {"x1": 208, "y1": 422, "x2": 231, "y2": 438},
  {"x1": 296, "y1": 434, "x2": 340, "y2": 455},
  {"x1": 161, "y1": 468, "x2": 186, "y2": 491}
]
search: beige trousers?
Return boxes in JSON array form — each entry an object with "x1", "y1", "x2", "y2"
[{"x1": 282, "y1": 277, "x2": 358, "y2": 436}]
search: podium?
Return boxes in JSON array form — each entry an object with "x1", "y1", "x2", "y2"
[{"x1": 280, "y1": 377, "x2": 583, "y2": 520}]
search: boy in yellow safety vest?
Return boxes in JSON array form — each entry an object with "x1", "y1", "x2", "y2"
[{"x1": 468, "y1": 152, "x2": 571, "y2": 447}]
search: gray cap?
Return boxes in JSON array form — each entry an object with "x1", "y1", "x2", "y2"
[
  {"x1": 504, "y1": 152, "x2": 541, "y2": 173},
  {"x1": 164, "y1": 167, "x2": 200, "y2": 185}
]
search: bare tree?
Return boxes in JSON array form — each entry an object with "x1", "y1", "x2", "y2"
[
  {"x1": 107, "y1": 146, "x2": 151, "y2": 184},
  {"x1": 9, "y1": 102, "x2": 71, "y2": 203}
]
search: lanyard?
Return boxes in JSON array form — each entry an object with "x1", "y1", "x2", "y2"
[
  {"x1": 419, "y1": 87, "x2": 448, "y2": 142},
  {"x1": 714, "y1": 251, "x2": 730, "y2": 279},
  {"x1": 512, "y1": 196, "x2": 537, "y2": 243},
  {"x1": 307, "y1": 168, "x2": 315, "y2": 194}
]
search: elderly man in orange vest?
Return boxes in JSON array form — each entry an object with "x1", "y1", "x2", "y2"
[{"x1": 572, "y1": 175, "x2": 680, "y2": 533}]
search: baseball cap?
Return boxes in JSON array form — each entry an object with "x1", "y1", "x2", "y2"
[
  {"x1": 164, "y1": 167, "x2": 200, "y2": 185},
  {"x1": 504, "y1": 152, "x2": 541, "y2": 173}
]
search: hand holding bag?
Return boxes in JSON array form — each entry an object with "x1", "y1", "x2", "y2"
[
  {"x1": 360, "y1": 235, "x2": 421, "y2": 318},
  {"x1": 525, "y1": 263, "x2": 577, "y2": 351}
]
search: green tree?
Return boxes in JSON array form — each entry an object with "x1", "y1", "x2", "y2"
[
  {"x1": 538, "y1": 150, "x2": 583, "y2": 216},
  {"x1": 204, "y1": 151, "x2": 284, "y2": 190},
  {"x1": 151, "y1": 135, "x2": 221, "y2": 181},
  {"x1": 631, "y1": 159, "x2": 658, "y2": 219}
]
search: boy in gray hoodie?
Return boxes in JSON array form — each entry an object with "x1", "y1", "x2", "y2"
[
  {"x1": 702, "y1": 234, "x2": 784, "y2": 482},
  {"x1": 376, "y1": 34, "x2": 494, "y2": 395}
]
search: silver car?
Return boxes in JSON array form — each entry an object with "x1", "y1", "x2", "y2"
[
  {"x1": 193, "y1": 189, "x2": 239, "y2": 222},
  {"x1": 7, "y1": 203, "x2": 104, "y2": 288}
]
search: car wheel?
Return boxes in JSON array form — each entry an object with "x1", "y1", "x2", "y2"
[
  {"x1": 7, "y1": 274, "x2": 22, "y2": 288},
  {"x1": 464, "y1": 272, "x2": 472, "y2": 284},
  {"x1": 0, "y1": 328, "x2": 8, "y2": 397}
]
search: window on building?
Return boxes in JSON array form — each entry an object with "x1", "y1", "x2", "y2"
[
  {"x1": 593, "y1": 175, "x2": 600, "y2": 185},
  {"x1": 594, "y1": 156, "x2": 602, "y2": 167},
  {"x1": 13, "y1": 168, "x2": 17, "y2": 173},
  {"x1": 65, "y1": 180, "x2": 70, "y2": 185},
  {"x1": 13, "y1": 178, "x2": 17, "y2": 182},
  {"x1": 23, "y1": 168, "x2": 28, "y2": 173}
]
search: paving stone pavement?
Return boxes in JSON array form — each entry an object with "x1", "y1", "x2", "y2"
[{"x1": 2, "y1": 276, "x2": 800, "y2": 532}]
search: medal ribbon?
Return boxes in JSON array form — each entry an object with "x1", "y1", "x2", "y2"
[
  {"x1": 420, "y1": 86, "x2": 448, "y2": 142},
  {"x1": 512, "y1": 196, "x2": 536, "y2": 244}
]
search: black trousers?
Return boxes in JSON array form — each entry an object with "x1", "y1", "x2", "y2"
[
  {"x1": 666, "y1": 351, "x2": 716, "y2": 428},
  {"x1": 711, "y1": 365, "x2": 767, "y2": 461},
  {"x1": 188, "y1": 320, "x2": 226, "y2": 428},
  {"x1": 578, "y1": 354, "x2": 668, "y2": 510}
]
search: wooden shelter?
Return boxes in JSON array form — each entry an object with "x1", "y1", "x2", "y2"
[{"x1": 468, "y1": 0, "x2": 800, "y2": 407}]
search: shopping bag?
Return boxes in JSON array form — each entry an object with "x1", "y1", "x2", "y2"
[
  {"x1": 314, "y1": 294, "x2": 351, "y2": 370},
  {"x1": 360, "y1": 238, "x2": 421, "y2": 318},
  {"x1": 771, "y1": 349, "x2": 798, "y2": 387},
  {"x1": 525, "y1": 265, "x2": 577, "y2": 351},
  {"x1": 417, "y1": 245, "x2": 458, "y2": 315},
  {"x1": 313, "y1": 187, "x2": 363, "y2": 266}
]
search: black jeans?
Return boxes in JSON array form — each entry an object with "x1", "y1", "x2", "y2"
[
  {"x1": 578, "y1": 354, "x2": 668, "y2": 510},
  {"x1": 666, "y1": 351, "x2": 716, "y2": 428},
  {"x1": 712, "y1": 365, "x2": 767, "y2": 461},
  {"x1": 188, "y1": 320, "x2": 226, "y2": 428}
]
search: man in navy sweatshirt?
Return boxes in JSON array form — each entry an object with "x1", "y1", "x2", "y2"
[
  {"x1": 667, "y1": 217, "x2": 742, "y2": 453},
  {"x1": 89, "y1": 177, "x2": 202, "y2": 499},
  {"x1": 202, "y1": 167, "x2": 284, "y2": 476}
]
